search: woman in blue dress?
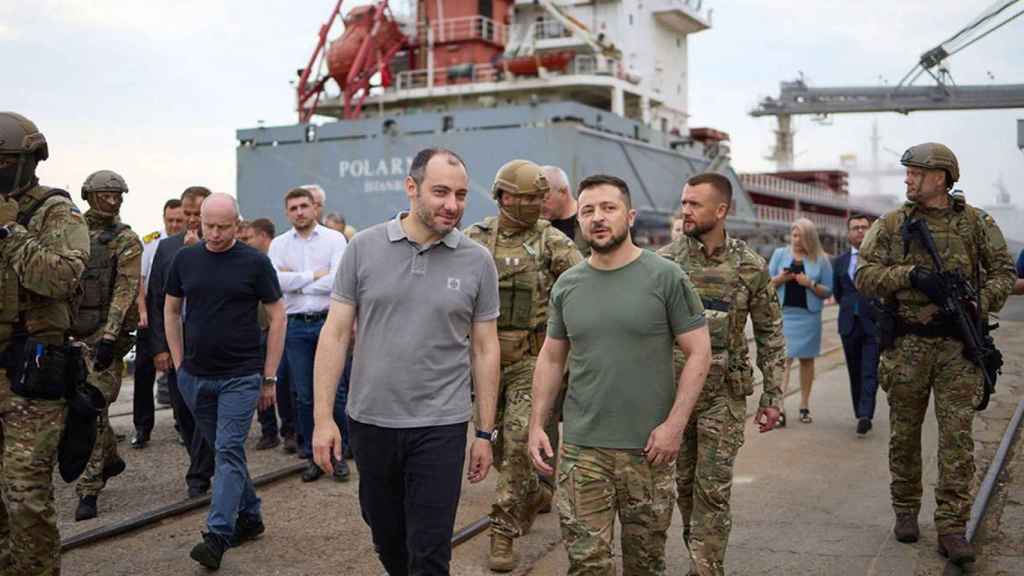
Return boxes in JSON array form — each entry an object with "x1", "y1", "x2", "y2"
[{"x1": 768, "y1": 218, "x2": 833, "y2": 425}]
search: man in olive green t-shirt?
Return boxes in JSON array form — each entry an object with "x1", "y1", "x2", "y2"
[{"x1": 528, "y1": 175, "x2": 712, "y2": 576}]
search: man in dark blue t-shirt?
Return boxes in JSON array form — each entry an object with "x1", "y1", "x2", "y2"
[{"x1": 165, "y1": 193, "x2": 286, "y2": 570}]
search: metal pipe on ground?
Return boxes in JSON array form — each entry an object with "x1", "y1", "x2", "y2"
[{"x1": 60, "y1": 462, "x2": 307, "y2": 552}]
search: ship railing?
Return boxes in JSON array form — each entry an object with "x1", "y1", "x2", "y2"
[
  {"x1": 740, "y1": 173, "x2": 845, "y2": 206},
  {"x1": 416, "y1": 16, "x2": 507, "y2": 46},
  {"x1": 393, "y1": 63, "x2": 501, "y2": 91},
  {"x1": 530, "y1": 19, "x2": 571, "y2": 41},
  {"x1": 755, "y1": 205, "x2": 847, "y2": 234}
]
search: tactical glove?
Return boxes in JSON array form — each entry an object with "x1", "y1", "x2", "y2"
[
  {"x1": 910, "y1": 267, "x2": 947, "y2": 307},
  {"x1": 0, "y1": 197, "x2": 17, "y2": 226},
  {"x1": 93, "y1": 339, "x2": 115, "y2": 372}
]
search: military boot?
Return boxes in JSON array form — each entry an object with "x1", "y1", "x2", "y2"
[
  {"x1": 488, "y1": 532, "x2": 517, "y2": 572},
  {"x1": 938, "y1": 534, "x2": 975, "y2": 565},
  {"x1": 75, "y1": 496, "x2": 98, "y2": 521},
  {"x1": 893, "y1": 512, "x2": 920, "y2": 543}
]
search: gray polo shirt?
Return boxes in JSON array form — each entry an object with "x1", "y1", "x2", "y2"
[{"x1": 332, "y1": 213, "x2": 500, "y2": 428}]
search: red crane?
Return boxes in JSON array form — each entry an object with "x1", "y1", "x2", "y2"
[{"x1": 296, "y1": 0, "x2": 409, "y2": 122}]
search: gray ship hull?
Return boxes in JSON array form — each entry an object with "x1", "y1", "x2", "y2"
[{"x1": 237, "y1": 102, "x2": 760, "y2": 241}]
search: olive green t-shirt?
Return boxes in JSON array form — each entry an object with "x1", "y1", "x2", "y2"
[{"x1": 548, "y1": 249, "x2": 706, "y2": 449}]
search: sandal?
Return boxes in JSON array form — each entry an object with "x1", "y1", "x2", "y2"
[{"x1": 799, "y1": 408, "x2": 813, "y2": 424}]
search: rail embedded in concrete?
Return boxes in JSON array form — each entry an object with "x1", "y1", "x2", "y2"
[
  {"x1": 60, "y1": 462, "x2": 307, "y2": 552},
  {"x1": 967, "y1": 398, "x2": 1024, "y2": 542}
]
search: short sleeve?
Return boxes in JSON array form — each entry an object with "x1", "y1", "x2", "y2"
[
  {"x1": 165, "y1": 250, "x2": 185, "y2": 298},
  {"x1": 666, "y1": 267, "x2": 706, "y2": 336},
  {"x1": 547, "y1": 276, "x2": 568, "y2": 339},
  {"x1": 473, "y1": 252, "x2": 500, "y2": 322},
  {"x1": 255, "y1": 253, "x2": 283, "y2": 303},
  {"x1": 332, "y1": 235, "x2": 359, "y2": 305}
]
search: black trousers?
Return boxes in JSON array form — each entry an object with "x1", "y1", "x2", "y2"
[
  {"x1": 132, "y1": 329, "x2": 157, "y2": 435},
  {"x1": 350, "y1": 419, "x2": 467, "y2": 576},
  {"x1": 841, "y1": 320, "x2": 880, "y2": 421},
  {"x1": 167, "y1": 368, "x2": 215, "y2": 490}
]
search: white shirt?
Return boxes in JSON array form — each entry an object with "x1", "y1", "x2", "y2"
[
  {"x1": 140, "y1": 228, "x2": 167, "y2": 290},
  {"x1": 269, "y1": 224, "x2": 348, "y2": 314}
]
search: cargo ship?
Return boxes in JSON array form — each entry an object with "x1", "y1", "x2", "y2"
[{"x1": 237, "y1": 0, "x2": 883, "y2": 250}]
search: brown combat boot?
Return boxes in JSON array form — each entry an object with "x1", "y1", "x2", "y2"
[
  {"x1": 937, "y1": 534, "x2": 975, "y2": 565},
  {"x1": 893, "y1": 512, "x2": 920, "y2": 543},
  {"x1": 488, "y1": 532, "x2": 517, "y2": 572},
  {"x1": 519, "y1": 486, "x2": 548, "y2": 536},
  {"x1": 537, "y1": 482, "x2": 554, "y2": 514}
]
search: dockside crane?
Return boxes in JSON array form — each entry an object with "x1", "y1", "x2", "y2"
[{"x1": 752, "y1": 0, "x2": 1024, "y2": 169}]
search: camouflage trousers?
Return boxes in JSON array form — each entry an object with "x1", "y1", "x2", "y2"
[
  {"x1": 676, "y1": 383, "x2": 746, "y2": 576},
  {"x1": 76, "y1": 356, "x2": 124, "y2": 498},
  {"x1": 879, "y1": 334, "x2": 979, "y2": 535},
  {"x1": 490, "y1": 357, "x2": 561, "y2": 538},
  {"x1": 0, "y1": 373, "x2": 66, "y2": 576},
  {"x1": 556, "y1": 443, "x2": 675, "y2": 576}
]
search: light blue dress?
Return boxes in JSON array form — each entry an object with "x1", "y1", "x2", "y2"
[{"x1": 768, "y1": 247, "x2": 834, "y2": 359}]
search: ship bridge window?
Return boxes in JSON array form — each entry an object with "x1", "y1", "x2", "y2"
[
  {"x1": 305, "y1": 125, "x2": 317, "y2": 143},
  {"x1": 443, "y1": 115, "x2": 455, "y2": 132}
]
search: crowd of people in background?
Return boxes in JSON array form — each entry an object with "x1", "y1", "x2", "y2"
[{"x1": 4, "y1": 107, "x2": 1022, "y2": 576}]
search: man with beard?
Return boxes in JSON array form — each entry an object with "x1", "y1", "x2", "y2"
[
  {"x1": 149, "y1": 186, "x2": 216, "y2": 497},
  {"x1": 656, "y1": 173, "x2": 785, "y2": 576},
  {"x1": 312, "y1": 148, "x2": 500, "y2": 576},
  {"x1": 72, "y1": 170, "x2": 143, "y2": 522},
  {"x1": 465, "y1": 160, "x2": 582, "y2": 571},
  {"x1": 529, "y1": 174, "x2": 711, "y2": 575},
  {"x1": 540, "y1": 165, "x2": 588, "y2": 257},
  {"x1": 132, "y1": 198, "x2": 185, "y2": 449},
  {"x1": 269, "y1": 187, "x2": 350, "y2": 482},
  {"x1": 0, "y1": 111, "x2": 90, "y2": 575}
]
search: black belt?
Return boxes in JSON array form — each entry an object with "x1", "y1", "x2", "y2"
[
  {"x1": 288, "y1": 311, "x2": 328, "y2": 323},
  {"x1": 701, "y1": 297, "x2": 731, "y2": 313}
]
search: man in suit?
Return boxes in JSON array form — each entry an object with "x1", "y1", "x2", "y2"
[
  {"x1": 149, "y1": 186, "x2": 216, "y2": 496},
  {"x1": 833, "y1": 213, "x2": 879, "y2": 436}
]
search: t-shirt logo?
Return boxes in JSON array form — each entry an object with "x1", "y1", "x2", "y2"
[{"x1": 447, "y1": 277, "x2": 461, "y2": 291}]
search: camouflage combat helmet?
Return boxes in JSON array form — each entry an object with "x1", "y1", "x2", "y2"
[
  {"x1": 900, "y1": 143, "x2": 959, "y2": 187},
  {"x1": 81, "y1": 170, "x2": 129, "y2": 200},
  {"x1": 0, "y1": 112, "x2": 48, "y2": 161},
  {"x1": 491, "y1": 160, "x2": 550, "y2": 200}
]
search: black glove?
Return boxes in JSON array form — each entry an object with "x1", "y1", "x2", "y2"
[
  {"x1": 93, "y1": 339, "x2": 115, "y2": 372},
  {"x1": 910, "y1": 267, "x2": 947, "y2": 306}
]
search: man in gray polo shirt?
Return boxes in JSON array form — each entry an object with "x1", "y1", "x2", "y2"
[{"x1": 312, "y1": 148, "x2": 501, "y2": 576}]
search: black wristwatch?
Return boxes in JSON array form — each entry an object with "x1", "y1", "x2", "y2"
[{"x1": 475, "y1": 428, "x2": 498, "y2": 443}]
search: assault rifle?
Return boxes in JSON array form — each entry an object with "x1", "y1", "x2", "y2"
[{"x1": 902, "y1": 218, "x2": 1002, "y2": 411}]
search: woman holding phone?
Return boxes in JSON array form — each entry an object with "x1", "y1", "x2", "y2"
[{"x1": 768, "y1": 218, "x2": 833, "y2": 425}]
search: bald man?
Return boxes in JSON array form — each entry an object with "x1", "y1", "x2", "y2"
[
  {"x1": 164, "y1": 193, "x2": 287, "y2": 569},
  {"x1": 540, "y1": 165, "x2": 588, "y2": 257}
]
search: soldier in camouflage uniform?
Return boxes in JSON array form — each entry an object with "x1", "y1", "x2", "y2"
[
  {"x1": 856, "y1": 143, "x2": 1016, "y2": 566},
  {"x1": 0, "y1": 112, "x2": 91, "y2": 575},
  {"x1": 72, "y1": 170, "x2": 142, "y2": 522},
  {"x1": 465, "y1": 160, "x2": 583, "y2": 572},
  {"x1": 657, "y1": 173, "x2": 785, "y2": 576}
]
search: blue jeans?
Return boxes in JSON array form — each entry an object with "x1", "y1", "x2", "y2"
[
  {"x1": 177, "y1": 369, "x2": 262, "y2": 540},
  {"x1": 285, "y1": 316, "x2": 349, "y2": 458}
]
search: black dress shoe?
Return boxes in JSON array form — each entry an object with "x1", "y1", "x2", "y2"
[
  {"x1": 282, "y1": 435, "x2": 297, "y2": 454},
  {"x1": 856, "y1": 418, "x2": 872, "y2": 436},
  {"x1": 332, "y1": 458, "x2": 351, "y2": 483},
  {"x1": 301, "y1": 460, "x2": 324, "y2": 483},
  {"x1": 255, "y1": 435, "x2": 281, "y2": 451},
  {"x1": 188, "y1": 485, "x2": 210, "y2": 499},
  {"x1": 130, "y1": 432, "x2": 149, "y2": 449}
]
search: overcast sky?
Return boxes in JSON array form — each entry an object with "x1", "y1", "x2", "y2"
[{"x1": 4, "y1": 0, "x2": 1022, "y2": 238}]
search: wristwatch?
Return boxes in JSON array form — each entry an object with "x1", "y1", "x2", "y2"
[
  {"x1": 475, "y1": 428, "x2": 498, "y2": 443},
  {"x1": 262, "y1": 376, "x2": 278, "y2": 386}
]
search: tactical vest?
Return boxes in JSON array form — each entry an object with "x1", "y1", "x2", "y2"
[
  {"x1": 1, "y1": 187, "x2": 78, "y2": 347},
  {"x1": 469, "y1": 217, "x2": 557, "y2": 365},
  {"x1": 70, "y1": 224, "x2": 128, "y2": 338},
  {"x1": 882, "y1": 198, "x2": 985, "y2": 317},
  {"x1": 667, "y1": 238, "x2": 755, "y2": 394}
]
